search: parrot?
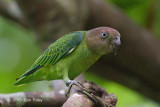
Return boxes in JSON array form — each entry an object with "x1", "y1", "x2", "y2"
[{"x1": 13, "y1": 27, "x2": 121, "y2": 89}]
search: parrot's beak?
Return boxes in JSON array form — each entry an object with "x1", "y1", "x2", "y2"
[{"x1": 110, "y1": 36, "x2": 121, "y2": 55}]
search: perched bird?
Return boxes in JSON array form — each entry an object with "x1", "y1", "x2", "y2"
[{"x1": 14, "y1": 27, "x2": 121, "y2": 88}]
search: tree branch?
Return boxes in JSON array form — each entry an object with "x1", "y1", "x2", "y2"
[
  {"x1": 0, "y1": 91, "x2": 66, "y2": 107},
  {"x1": 0, "y1": 82, "x2": 117, "y2": 107},
  {"x1": 63, "y1": 82, "x2": 117, "y2": 107}
]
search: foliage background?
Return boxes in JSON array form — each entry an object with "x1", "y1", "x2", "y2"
[{"x1": 0, "y1": 0, "x2": 159, "y2": 106}]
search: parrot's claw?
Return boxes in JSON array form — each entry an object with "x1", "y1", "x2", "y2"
[
  {"x1": 65, "y1": 80, "x2": 100, "y2": 106},
  {"x1": 65, "y1": 80, "x2": 85, "y2": 97},
  {"x1": 80, "y1": 90, "x2": 100, "y2": 106}
]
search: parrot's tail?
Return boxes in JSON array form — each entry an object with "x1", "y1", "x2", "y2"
[
  {"x1": 13, "y1": 71, "x2": 38, "y2": 86},
  {"x1": 13, "y1": 76, "x2": 29, "y2": 86},
  {"x1": 13, "y1": 65, "x2": 43, "y2": 86}
]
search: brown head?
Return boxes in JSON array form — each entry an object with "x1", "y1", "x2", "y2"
[{"x1": 85, "y1": 27, "x2": 121, "y2": 55}]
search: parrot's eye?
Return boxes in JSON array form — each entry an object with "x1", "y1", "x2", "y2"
[{"x1": 101, "y1": 32, "x2": 108, "y2": 38}]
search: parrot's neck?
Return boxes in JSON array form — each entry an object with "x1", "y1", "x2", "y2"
[
  {"x1": 67, "y1": 31, "x2": 102, "y2": 79},
  {"x1": 82, "y1": 39, "x2": 101, "y2": 67},
  {"x1": 80, "y1": 31, "x2": 102, "y2": 59},
  {"x1": 73, "y1": 31, "x2": 101, "y2": 70}
]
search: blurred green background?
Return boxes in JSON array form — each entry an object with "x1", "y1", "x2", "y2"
[{"x1": 0, "y1": 0, "x2": 160, "y2": 107}]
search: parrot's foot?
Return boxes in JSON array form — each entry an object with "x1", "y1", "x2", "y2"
[
  {"x1": 65, "y1": 80, "x2": 100, "y2": 106},
  {"x1": 65, "y1": 80, "x2": 84, "y2": 97}
]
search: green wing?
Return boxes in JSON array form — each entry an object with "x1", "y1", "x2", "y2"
[
  {"x1": 14, "y1": 32, "x2": 82, "y2": 85},
  {"x1": 31, "y1": 32, "x2": 82, "y2": 69}
]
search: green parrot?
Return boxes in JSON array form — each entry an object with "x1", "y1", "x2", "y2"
[{"x1": 14, "y1": 27, "x2": 121, "y2": 87}]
